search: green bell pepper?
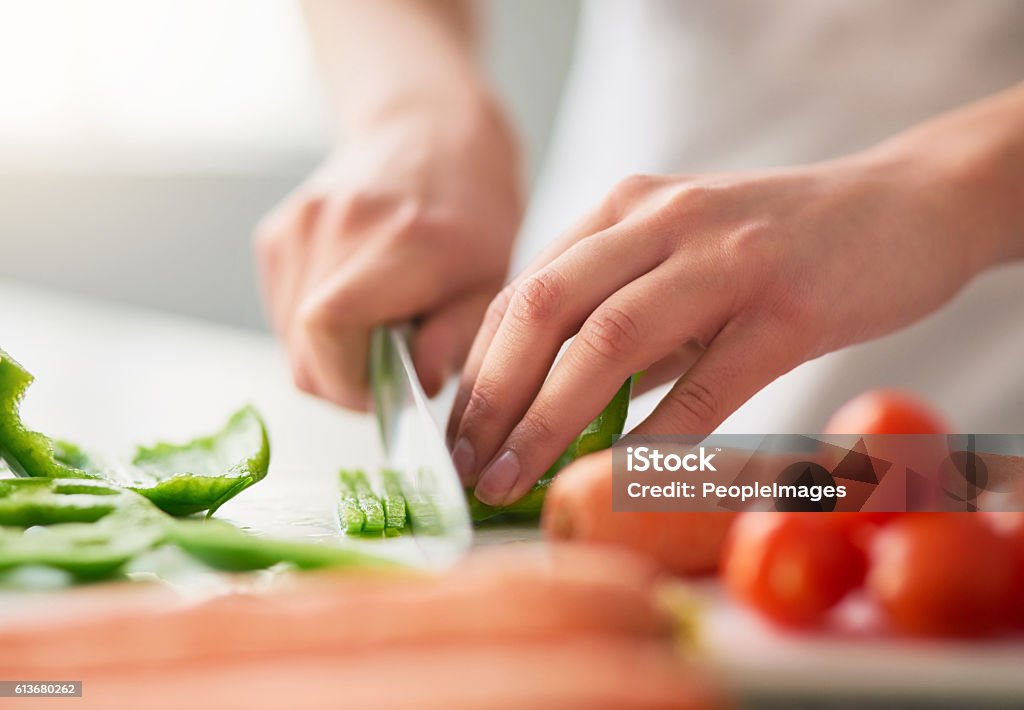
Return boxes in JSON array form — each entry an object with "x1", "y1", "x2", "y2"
[
  {"x1": 468, "y1": 375, "x2": 633, "y2": 522},
  {"x1": 339, "y1": 469, "x2": 386, "y2": 535},
  {"x1": 379, "y1": 468, "x2": 407, "y2": 536},
  {"x1": 0, "y1": 478, "x2": 168, "y2": 580},
  {"x1": 0, "y1": 479, "x2": 399, "y2": 579},
  {"x1": 168, "y1": 519, "x2": 400, "y2": 572},
  {"x1": 0, "y1": 349, "x2": 269, "y2": 516}
]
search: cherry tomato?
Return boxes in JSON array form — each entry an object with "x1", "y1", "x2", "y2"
[
  {"x1": 1012, "y1": 523, "x2": 1024, "y2": 629},
  {"x1": 986, "y1": 512, "x2": 1024, "y2": 629},
  {"x1": 824, "y1": 389, "x2": 949, "y2": 435},
  {"x1": 868, "y1": 514, "x2": 1016, "y2": 638},
  {"x1": 824, "y1": 389, "x2": 950, "y2": 514},
  {"x1": 827, "y1": 512, "x2": 899, "y2": 558},
  {"x1": 724, "y1": 513, "x2": 867, "y2": 628}
]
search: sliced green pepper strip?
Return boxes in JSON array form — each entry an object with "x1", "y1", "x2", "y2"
[
  {"x1": 169, "y1": 519, "x2": 400, "y2": 572},
  {"x1": 337, "y1": 470, "x2": 366, "y2": 535},
  {"x1": 403, "y1": 469, "x2": 442, "y2": 535},
  {"x1": 467, "y1": 478, "x2": 552, "y2": 523},
  {"x1": 341, "y1": 469, "x2": 385, "y2": 535},
  {"x1": 0, "y1": 349, "x2": 270, "y2": 517},
  {"x1": 380, "y1": 468, "x2": 407, "y2": 536},
  {"x1": 0, "y1": 478, "x2": 169, "y2": 580},
  {"x1": 468, "y1": 376, "x2": 633, "y2": 522}
]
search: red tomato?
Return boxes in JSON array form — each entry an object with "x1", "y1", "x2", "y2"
[
  {"x1": 868, "y1": 514, "x2": 1016, "y2": 638},
  {"x1": 986, "y1": 512, "x2": 1024, "y2": 629},
  {"x1": 724, "y1": 513, "x2": 867, "y2": 628},
  {"x1": 1012, "y1": 523, "x2": 1024, "y2": 629},
  {"x1": 827, "y1": 512, "x2": 899, "y2": 557},
  {"x1": 824, "y1": 389, "x2": 949, "y2": 515},
  {"x1": 824, "y1": 389, "x2": 949, "y2": 435}
]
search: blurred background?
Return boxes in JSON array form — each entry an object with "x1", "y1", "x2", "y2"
[{"x1": 0, "y1": 0, "x2": 579, "y2": 330}]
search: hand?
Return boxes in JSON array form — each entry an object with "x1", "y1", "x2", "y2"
[
  {"x1": 448, "y1": 151, "x2": 1002, "y2": 506},
  {"x1": 255, "y1": 101, "x2": 522, "y2": 409}
]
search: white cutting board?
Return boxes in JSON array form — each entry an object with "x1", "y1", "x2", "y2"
[
  {"x1": 2, "y1": 280, "x2": 1022, "y2": 704},
  {"x1": 0, "y1": 280, "x2": 537, "y2": 565}
]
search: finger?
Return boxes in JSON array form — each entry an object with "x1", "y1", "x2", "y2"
[
  {"x1": 297, "y1": 190, "x2": 393, "y2": 299},
  {"x1": 412, "y1": 289, "x2": 493, "y2": 398},
  {"x1": 630, "y1": 340, "x2": 706, "y2": 396},
  {"x1": 450, "y1": 228, "x2": 666, "y2": 485},
  {"x1": 294, "y1": 246, "x2": 449, "y2": 410},
  {"x1": 446, "y1": 204, "x2": 621, "y2": 446},
  {"x1": 631, "y1": 320, "x2": 798, "y2": 437},
  {"x1": 510, "y1": 173, "x2": 677, "y2": 281},
  {"x1": 253, "y1": 195, "x2": 323, "y2": 335},
  {"x1": 472, "y1": 269, "x2": 723, "y2": 505}
]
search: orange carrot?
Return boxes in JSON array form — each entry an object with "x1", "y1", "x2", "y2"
[
  {"x1": 543, "y1": 452, "x2": 736, "y2": 576},
  {"x1": 29, "y1": 638, "x2": 724, "y2": 710},
  {"x1": 1, "y1": 543, "x2": 674, "y2": 676}
]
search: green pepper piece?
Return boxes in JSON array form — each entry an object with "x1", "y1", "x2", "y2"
[
  {"x1": 467, "y1": 478, "x2": 552, "y2": 523},
  {"x1": 468, "y1": 376, "x2": 632, "y2": 523},
  {"x1": 401, "y1": 467, "x2": 445, "y2": 535},
  {"x1": 380, "y1": 468, "x2": 407, "y2": 536},
  {"x1": 128, "y1": 406, "x2": 270, "y2": 516},
  {"x1": 340, "y1": 469, "x2": 385, "y2": 535},
  {"x1": 0, "y1": 352, "x2": 93, "y2": 480},
  {"x1": 337, "y1": 470, "x2": 366, "y2": 535},
  {"x1": 563, "y1": 371, "x2": 633, "y2": 461},
  {"x1": 0, "y1": 478, "x2": 168, "y2": 580},
  {"x1": 0, "y1": 349, "x2": 270, "y2": 517},
  {"x1": 169, "y1": 519, "x2": 400, "y2": 572}
]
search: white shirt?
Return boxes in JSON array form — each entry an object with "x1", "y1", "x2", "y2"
[{"x1": 517, "y1": 0, "x2": 1024, "y2": 433}]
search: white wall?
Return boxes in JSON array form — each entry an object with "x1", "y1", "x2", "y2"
[{"x1": 0, "y1": 1, "x2": 579, "y2": 330}]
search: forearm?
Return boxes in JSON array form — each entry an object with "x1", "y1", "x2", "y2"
[
  {"x1": 301, "y1": 0, "x2": 493, "y2": 138},
  {"x1": 866, "y1": 82, "x2": 1024, "y2": 271}
]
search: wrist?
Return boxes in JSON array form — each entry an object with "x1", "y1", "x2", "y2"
[
  {"x1": 853, "y1": 133, "x2": 1023, "y2": 278},
  {"x1": 340, "y1": 78, "x2": 509, "y2": 143},
  {"x1": 859, "y1": 87, "x2": 1024, "y2": 271}
]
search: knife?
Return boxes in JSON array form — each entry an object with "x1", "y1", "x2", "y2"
[{"x1": 369, "y1": 325, "x2": 473, "y2": 567}]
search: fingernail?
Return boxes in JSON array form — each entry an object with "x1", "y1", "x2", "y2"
[
  {"x1": 474, "y1": 450, "x2": 520, "y2": 506},
  {"x1": 452, "y1": 437, "x2": 476, "y2": 485}
]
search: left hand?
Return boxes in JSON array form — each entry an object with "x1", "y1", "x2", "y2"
[{"x1": 447, "y1": 151, "x2": 1002, "y2": 506}]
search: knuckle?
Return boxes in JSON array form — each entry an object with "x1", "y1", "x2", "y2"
[
  {"x1": 605, "y1": 173, "x2": 659, "y2": 216},
  {"x1": 484, "y1": 284, "x2": 517, "y2": 332},
  {"x1": 461, "y1": 382, "x2": 498, "y2": 431},
  {"x1": 520, "y1": 407, "x2": 558, "y2": 443},
  {"x1": 665, "y1": 182, "x2": 715, "y2": 213},
  {"x1": 578, "y1": 306, "x2": 643, "y2": 362},
  {"x1": 296, "y1": 299, "x2": 333, "y2": 334},
  {"x1": 666, "y1": 378, "x2": 720, "y2": 429},
  {"x1": 615, "y1": 173, "x2": 659, "y2": 198},
  {"x1": 292, "y1": 368, "x2": 316, "y2": 395},
  {"x1": 326, "y1": 189, "x2": 383, "y2": 231},
  {"x1": 725, "y1": 221, "x2": 776, "y2": 259},
  {"x1": 253, "y1": 226, "x2": 282, "y2": 262},
  {"x1": 509, "y1": 269, "x2": 566, "y2": 327},
  {"x1": 252, "y1": 209, "x2": 288, "y2": 253},
  {"x1": 387, "y1": 197, "x2": 433, "y2": 243}
]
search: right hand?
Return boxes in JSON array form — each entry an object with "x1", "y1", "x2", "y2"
[{"x1": 255, "y1": 101, "x2": 523, "y2": 409}]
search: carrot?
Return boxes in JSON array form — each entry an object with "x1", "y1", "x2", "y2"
[
  {"x1": 29, "y1": 639, "x2": 724, "y2": 710},
  {"x1": 1, "y1": 543, "x2": 674, "y2": 676},
  {"x1": 542, "y1": 451, "x2": 737, "y2": 576}
]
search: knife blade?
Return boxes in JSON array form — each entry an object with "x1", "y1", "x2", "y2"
[{"x1": 369, "y1": 325, "x2": 472, "y2": 567}]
